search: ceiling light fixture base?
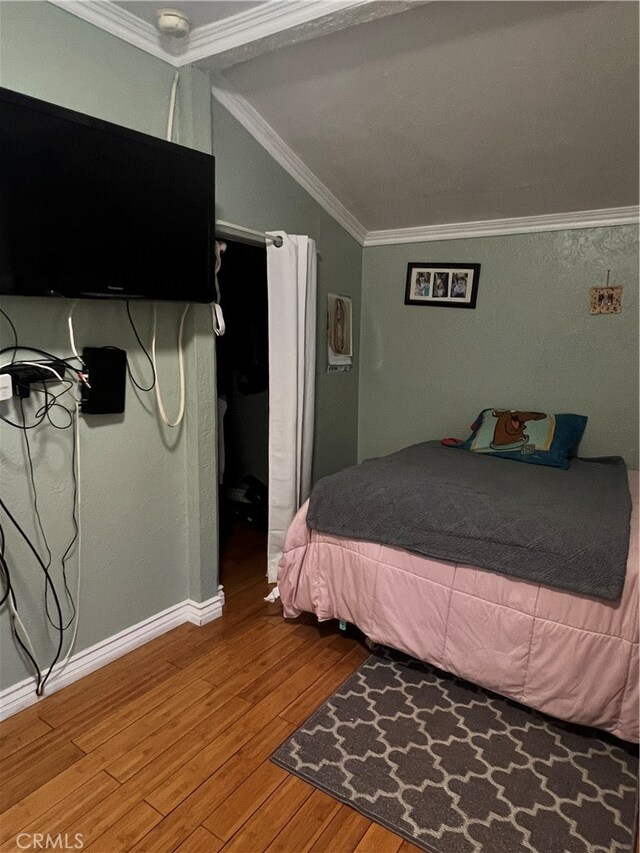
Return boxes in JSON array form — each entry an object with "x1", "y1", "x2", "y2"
[{"x1": 156, "y1": 9, "x2": 191, "y2": 38}]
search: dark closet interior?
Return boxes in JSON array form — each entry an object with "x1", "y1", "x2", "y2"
[{"x1": 216, "y1": 238, "x2": 269, "y2": 547}]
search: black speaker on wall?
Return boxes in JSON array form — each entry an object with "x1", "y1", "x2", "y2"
[{"x1": 80, "y1": 347, "x2": 127, "y2": 414}]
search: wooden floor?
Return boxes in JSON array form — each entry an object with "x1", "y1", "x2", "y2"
[{"x1": 0, "y1": 523, "x2": 422, "y2": 853}]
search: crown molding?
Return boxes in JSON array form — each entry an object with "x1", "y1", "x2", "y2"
[
  {"x1": 45, "y1": 2, "x2": 640, "y2": 249},
  {"x1": 363, "y1": 206, "x2": 640, "y2": 246},
  {"x1": 47, "y1": 0, "x2": 381, "y2": 69},
  {"x1": 211, "y1": 74, "x2": 367, "y2": 245},
  {"x1": 183, "y1": 0, "x2": 375, "y2": 66},
  {"x1": 47, "y1": 0, "x2": 179, "y2": 65}
]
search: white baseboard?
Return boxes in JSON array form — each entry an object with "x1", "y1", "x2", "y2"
[{"x1": 0, "y1": 594, "x2": 224, "y2": 721}]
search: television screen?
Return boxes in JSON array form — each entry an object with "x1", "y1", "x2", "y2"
[{"x1": 0, "y1": 87, "x2": 215, "y2": 303}]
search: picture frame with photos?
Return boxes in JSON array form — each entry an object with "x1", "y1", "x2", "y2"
[{"x1": 404, "y1": 262, "x2": 480, "y2": 309}]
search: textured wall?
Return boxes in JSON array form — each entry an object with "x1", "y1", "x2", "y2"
[
  {"x1": 0, "y1": 1, "x2": 363, "y2": 693},
  {"x1": 0, "y1": 1, "x2": 217, "y2": 691},
  {"x1": 359, "y1": 226, "x2": 639, "y2": 467},
  {"x1": 213, "y1": 103, "x2": 362, "y2": 482}
]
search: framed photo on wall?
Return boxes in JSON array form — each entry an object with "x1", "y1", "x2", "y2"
[{"x1": 405, "y1": 262, "x2": 480, "y2": 309}]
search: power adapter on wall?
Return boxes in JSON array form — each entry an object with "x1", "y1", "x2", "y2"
[
  {"x1": 81, "y1": 347, "x2": 127, "y2": 415},
  {"x1": 0, "y1": 374, "x2": 12, "y2": 401}
]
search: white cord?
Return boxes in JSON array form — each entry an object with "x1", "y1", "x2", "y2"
[
  {"x1": 167, "y1": 72, "x2": 180, "y2": 142},
  {"x1": 51, "y1": 401, "x2": 82, "y2": 680},
  {"x1": 151, "y1": 304, "x2": 189, "y2": 427},
  {"x1": 68, "y1": 301, "x2": 82, "y2": 365},
  {"x1": 9, "y1": 597, "x2": 41, "y2": 677},
  {"x1": 211, "y1": 303, "x2": 225, "y2": 337},
  {"x1": 212, "y1": 240, "x2": 226, "y2": 336}
]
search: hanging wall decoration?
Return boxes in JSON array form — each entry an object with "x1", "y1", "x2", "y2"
[
  {"x1": 590, "y1": 271, "x2": 622, "y2": 314},
  {"x1": 327, "y1": 293, "x2": 352, "y2": 372},
  {"x1": 405, "y1": 262, "x2": 480, "y2": 309}
]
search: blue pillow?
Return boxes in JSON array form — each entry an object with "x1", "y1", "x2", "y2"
[{"x1": 458, "y1": 409, "x2": 588, "y2": 469}]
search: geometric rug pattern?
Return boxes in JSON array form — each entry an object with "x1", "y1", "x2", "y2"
[{"x1": 272, "y1": 648, "x2": 639, "y2": 853}]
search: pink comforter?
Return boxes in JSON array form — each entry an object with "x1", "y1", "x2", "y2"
[{"x1": 278, "y1": 472, "x2": 639, "y2": 742}]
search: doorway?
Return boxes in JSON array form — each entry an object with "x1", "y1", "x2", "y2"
[{"x1": 216, "y1": 238, "x2": 268, "y2": 559}]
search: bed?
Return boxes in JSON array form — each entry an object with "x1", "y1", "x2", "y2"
[{"x1": 277, "y1": 442, "x2": 639, "y2": 743}]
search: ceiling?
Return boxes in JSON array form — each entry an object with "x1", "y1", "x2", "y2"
[{"x1": 55, "y1": 1, "x2": 639, "y2": 242}]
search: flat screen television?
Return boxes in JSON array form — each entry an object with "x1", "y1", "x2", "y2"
[{"x1": 0, "y1": 87, "x2": 216, "y2": 303}]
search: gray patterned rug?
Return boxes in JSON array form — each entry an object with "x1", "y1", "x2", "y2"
[{"x1": 272, "y1": 648, "x2": 638, "y2": 853}]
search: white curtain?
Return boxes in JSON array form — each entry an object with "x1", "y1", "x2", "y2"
[{"x1": 266, "y1": 232, "x2": 317, "y2": 583}]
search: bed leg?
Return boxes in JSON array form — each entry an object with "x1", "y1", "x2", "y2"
[{"x1": 338, "y1": 620, "x2": 347, "y2": 631}]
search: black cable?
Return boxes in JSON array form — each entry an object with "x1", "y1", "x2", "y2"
[
  {"x1": 57, "y1": 404, "x2": 79, "y2": 630},
  {"x1": 18, "y1": 394, "x2": 76, "y2": 631},
  {"x1": 0, "y1": 410, "x2": 47, "y2": 430},
  {"x1": 0, "y1": 346, "x2": 82, "y2": 371},
  {"x1": 0, "y1": 374, "x2": 76, "y2": 431},
  {"x1": 0, "y1": 309, "x2": 19, "y2": 364},
  {"x1": 0, "y1": 327, "x2": 76, "y2": 693},
  {"x1": 0, "y1": 525, "x2": 9, "y2": 608},
  {"x1": 0, "y1": 498, "x2": 65, "y2": 695},
  {"x1": 125, "y1": 301, "x2": 156, "y2": 392},
  {"x1": 33, "y1": 380, "x2": 76, "y2": 430},
  {"x1": 0, "y1": 522, "x2": 44, "y2": 692},
  {"x1": 0, "y1": 560, "x2": 9, "y2": 608},
  {"x1": 15, "y1": 388, "x2": 77, "y2": 630},
  {"x1": 19, "y1": 395, "x2": 53, "y2": 579}
]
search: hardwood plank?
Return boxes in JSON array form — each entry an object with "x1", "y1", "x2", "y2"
[
  {"x1": 108, "y1": 629, "x2": 308, "y2": 783},
  {"x1": 354, "y1": 822, "x2": 405, "y2": 853},
  {"x1": 0, "y1": 522, "x2": 412, "y2": 853},
  {"x1": 0, "y1": 715, "x2": 52, "y2": 761},
  {"x1": 83, "y1": 800, "x2": 163, "y2": 852},
  {"x1": 32, "y1": 627, "x2": 193, "y2": 721},
  {"x1": 0, "y1": 754, "x2": 103, "y2": 844},
  {"x1": 104, "y1": 686, "x2": 246, "y2": 782},
  {"x1": 52, "y1": 785, "x2": 146, "y2": 850},
  {"x1": 144, "y1": 697, "x2": 284, "y2": 814},
  {"x1": 1, "y1": 739, "x2": 85, "y2": 812},
  {"x1": 87, "y1": 679, "x2": 213, "y2": 768},
  {"x1": 164, "y1": 616, "x2": 276, "y2": 670},
  {"x1": 308, "y1": 805, "x2": 371, "y2": 853},
  {"x1": 0, "y1": 725, "x2": 77, "y2": 789},
  {"x1": 174, "y1": 826, "x2": 224, "y2": 853},
  {"x1": 221, "y1": 775, "x2": 314, "y2": 853},
  {"x1": 129, "y1": 717, "x2": 295, "y2": 853},
  {"x1": 237, "y1": 632, "x2": 342, "y2": 705},
  {"x1": 146, "y1": 642, "x2": 350, "y2": 815},
  {"x1": 37, "y1": 660, "x2": 179, "y2": 729},
  {"x1": 202, "y1": 760, "x2": 288, "y2": 840},
  {"x1": 72, "y1": 665, "x2": 215, "y2": 752},
  {"x1": 0, "y1": 772, "x2": 119, "y2": 853},
  {"x1": 119, "y1": 695, "x2": 252, "y2": 799},
  {"x1": 278, "y1": 644, "x2": 369, "y2": 726},
  {"x1": 178, "y1": 619, "x2": 302, "y2": 687},
  {"x1": 268, "y1": 788, "x2": 343, "y2": 852},
  {"x1": 397, "y1": 841, "x2": 428, "y2": 852}
]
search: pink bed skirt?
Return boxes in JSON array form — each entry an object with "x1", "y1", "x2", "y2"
[{"x1": 278, "y1": 472, "x2": 639, "y2": 743}]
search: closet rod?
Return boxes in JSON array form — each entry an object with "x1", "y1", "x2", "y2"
[{"x1": 216, "y1": 220, "x2": 283, "y2": 247}]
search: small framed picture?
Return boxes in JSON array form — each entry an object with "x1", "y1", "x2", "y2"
[
  {"x1": 405, "y1": 263, "x2": 480, "y2": 309},
  {"x1": 327, "y1": 293, "x2": 352, "y2": 370}
]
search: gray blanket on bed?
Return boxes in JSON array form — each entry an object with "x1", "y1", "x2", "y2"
[{"x1": 307, "y1": 441, "x2": 632, "y2": 600}]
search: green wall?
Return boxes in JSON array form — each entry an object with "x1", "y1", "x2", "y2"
[
  {"x1": 0, "y1": 1, "x2": 362, "y2": 693},
  {"x1": 212, "y1": 103, "x2": 362, "y2": 481},
  {"x1": 0, "y1": 1, "x2": 218, "y2": 692},
  {"x1": 359, "y1": 226, "x2": 639, "y2": 467},
  {"x1": 5, "y1": 0, "x2": 632, "y2": 701}
]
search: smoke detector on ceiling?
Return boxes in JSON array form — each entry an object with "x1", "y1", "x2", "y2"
[{"x1": 156, "y1": 9, "x2": 191, "y2": 38}]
